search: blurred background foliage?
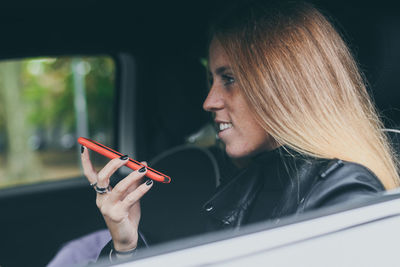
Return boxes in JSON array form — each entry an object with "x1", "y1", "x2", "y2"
[{"x1": 0, "y1": 56, "x2": 115, "y2": 188}]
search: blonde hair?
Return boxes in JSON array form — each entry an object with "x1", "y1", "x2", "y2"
[{"x1": 212, "y1": 1, "x2": 399, "y2": 189}]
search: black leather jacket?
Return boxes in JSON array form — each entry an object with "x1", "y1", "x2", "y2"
[{"x1": 201, "y1": 147, "x2": 385, "y2": 230}]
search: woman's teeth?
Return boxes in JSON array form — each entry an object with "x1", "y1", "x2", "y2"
[{"x1": 219, "y1": 123, "x2": 233, "y2": 131}]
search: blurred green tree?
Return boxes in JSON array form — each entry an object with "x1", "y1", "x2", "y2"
[
  {"x1": 0, "y1": 56, "x2": 115, "y2": 187},
  {"x1": 0, "y1": 61, "x2": 41, "y2": 182}
]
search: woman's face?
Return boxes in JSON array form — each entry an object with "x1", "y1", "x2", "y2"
[{"x1": 203, "y1": 38, "x2": 276, "y2": 159}]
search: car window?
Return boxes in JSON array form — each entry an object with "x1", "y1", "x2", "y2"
[{"x1": 0, "y1": 56, "x2": 115, "y2": 188}]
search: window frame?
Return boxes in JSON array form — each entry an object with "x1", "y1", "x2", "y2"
[{"x1": 0, "y1": 52, "x2": 132, "y2": 195}]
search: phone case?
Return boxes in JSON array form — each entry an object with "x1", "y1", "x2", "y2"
[{"x1": 78, "y1": 137, "x2": 171, "y2": 183}]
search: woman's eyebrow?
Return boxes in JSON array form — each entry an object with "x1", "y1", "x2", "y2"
[{"x1": 215, "y1": 66, "x2": 232, "y2": 75}]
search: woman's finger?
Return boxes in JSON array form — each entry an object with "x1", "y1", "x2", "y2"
[
  {"x1": 80, "y1": 146, "x2": 98, "y2": 184},
  {"x1": 108, "y1": 167, "x2": 147, "y2": 203},
  {"x1": 122, "y1": 179, "x2": 153, "y2": 211},
  {"x1": 141, "y1": 161, "x2": 148, "y2": 167},
  {"x1": 97, "y1": 156, "x2": 129, "y2": 188}
]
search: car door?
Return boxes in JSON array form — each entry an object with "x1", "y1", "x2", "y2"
[{"x1": 0, "y1": 10, "x2": 133, "y2": 266}]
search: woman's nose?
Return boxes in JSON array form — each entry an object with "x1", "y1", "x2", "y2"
[{"x1": 203, "y1": 86, "x2": 224, "y2": 112}]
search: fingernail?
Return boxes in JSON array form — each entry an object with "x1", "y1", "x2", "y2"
[
  {"x1": 120, "y1": 155, "x2": 129, "y2": 160},
  {"x1": 146, "y1": 179, "x2": 153, "y2": 186},
  {"x1": 81, "y1": 145, "x2": 85, "y2": 154},
  {"x1": 139, "y1": 166, "x2": 146, "y2": 173}
]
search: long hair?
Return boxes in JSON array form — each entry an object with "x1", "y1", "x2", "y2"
[{"x1": 211, "y1": 0, "x2": 399, "y2": 189}]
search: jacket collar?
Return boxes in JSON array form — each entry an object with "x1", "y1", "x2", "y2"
[
  {"x1": 202, "y1": 148, "x2": 284, "y2": 228},
  {"x1": 202, "y1": 147, "x2": 329, "y2": 228}
]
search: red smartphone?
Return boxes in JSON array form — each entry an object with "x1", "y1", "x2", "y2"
[{"x1": 78, "y1": 137, "x2": 171, "y2": 183}]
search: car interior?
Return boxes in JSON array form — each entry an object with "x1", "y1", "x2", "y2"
[{"x1": 0, "y1": 1, "x2": 399, "y2": 266}]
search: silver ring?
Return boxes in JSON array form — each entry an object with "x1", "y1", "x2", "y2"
[
  {"x1": 90, "y1": 182, "x2": 97, "y2": 187},
  {"x1": 95, "y1": 185, "x2": 110, "y2": 194}
]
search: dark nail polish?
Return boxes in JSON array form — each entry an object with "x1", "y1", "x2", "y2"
[
  {"x1": 81, "y1": 145, "x2": 85, "y2": 153},
  {"x1": 120, "y1": 155, "x2": 129, "y2": 160},
  {"x1": 146, "y1": 179, "x2": 153, "y2": 186},
  {"x1": 139, "y1": 166, "x2": 146, "y2": 173}
]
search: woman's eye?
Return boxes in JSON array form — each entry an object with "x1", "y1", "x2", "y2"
[{"x1": 222, "y1": 74, "x2": 235, "y2": 86}]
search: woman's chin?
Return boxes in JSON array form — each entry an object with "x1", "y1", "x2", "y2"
[
  {"x1": 225, "y1": 143, "x2": 274, "y2": 159},
  {"x1": 225, "y1": 146, "x2": 251, "y2": 159}
]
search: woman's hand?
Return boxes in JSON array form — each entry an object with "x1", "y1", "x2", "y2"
[{"x1": 81, "y1": 146, "x2": 153, "y2": 252}]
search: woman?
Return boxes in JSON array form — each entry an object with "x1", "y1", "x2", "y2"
[{"x1": 81, "y1": 0, "x2": 399, "y2": 261}]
